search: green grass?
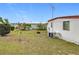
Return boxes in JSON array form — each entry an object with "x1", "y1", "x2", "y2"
[{"x1": 0, "y1": 30, "x2": 79, "y2": 55}]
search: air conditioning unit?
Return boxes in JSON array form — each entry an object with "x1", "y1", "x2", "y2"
[{"x1": 53, "y1": 32, "x2": 62, "y2": 39}]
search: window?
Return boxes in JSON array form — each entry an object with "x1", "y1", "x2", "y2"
[
  {"x1": 51, "y1": 22, "x2": 53, "y2": 28},
  {"x1": 63, "y1": 21, "x2": 70, "y2": 30}
]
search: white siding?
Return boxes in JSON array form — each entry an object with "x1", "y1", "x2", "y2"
[
  {"x1": 47, "y1": 22, "x2": 53, "y2": 33},
  {"x1": 47, "y1": 19, "x2": 79, "y2": 45},
  {"x1": 60, "y1": 20, "x2": 79, "y2": 44}
]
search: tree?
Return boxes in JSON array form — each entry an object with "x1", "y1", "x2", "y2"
[
  {"x1": 11, "y1": 26, "x2": 15, "y2": 31},
  {"x1": 4, "y1": 19, "x2": 10, "y2": 24},
  {"x1": 0, "y1": 17, "x2": 5, "y2": 24},
  {"x1": 37, "y1": 23, "x2": 47, "y2": 30},
  {"x1": 22, "y1": 23, "x2": 27, "y2": 30},
  {"x1": 0, "y1": 17, "x2": 11, "y2": 36},
  {"x1": 16, "y1": 23, "x2": 31, "y2": 30},
  {"x1": 21, "y1": 23, "x2": 31, "y2": 30},
  {"x1": 25, "y1": 24, "x2": 31, "y2": 30}
]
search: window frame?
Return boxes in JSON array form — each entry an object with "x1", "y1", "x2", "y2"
[
  {"x1": 51, "y1": 22, "x2": 53, "y2": 28},
  {"x1": 63, "y1": 21, "x2": 70, "y2": 31}
]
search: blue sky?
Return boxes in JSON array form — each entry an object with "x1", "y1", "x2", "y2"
[{"x1": 0, "y1": 3, "x2": 79, "y2": 23}]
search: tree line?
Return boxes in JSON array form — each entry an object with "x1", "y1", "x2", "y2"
[{"x1": 0, "y1": 17, "x2": 47, "y2": 36}]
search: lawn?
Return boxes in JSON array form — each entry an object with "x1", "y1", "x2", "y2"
[{"x1": 0, "y1": 30, "x2": 79, "y2": 55}]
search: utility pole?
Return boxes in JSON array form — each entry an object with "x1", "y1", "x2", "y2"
[
  {"x1": 50, "y1": 4, "x2": 55, "y2": 18},
  {"x1": 49, "y1": 4, "x2": 55, "y2": 38}
]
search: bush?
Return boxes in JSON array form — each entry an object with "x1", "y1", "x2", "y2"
[
  {"x1": 0, "y1": 25, "x2": 6, "y2": 36},
  {"x1": 37, "y1": 23, "x2": 47, "y2": 30},
  {"x1": 0, "y1": 24, "x2": 10, "y2": 36},
  {"x1": 11, "y1": 26, "x2": 15, "y2": 31},
  {"x1": 5, "y1": 24, "x2": 11, "y2": 34}
]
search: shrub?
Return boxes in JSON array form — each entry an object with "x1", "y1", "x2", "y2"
[
  {"x1": 0, "y1": 24, "x2": 10, "y2": 36},
  {"x1": 5, "y1": 24, "x2": 11, "y2": 34},
  {"x1": 11, "y1": 26, "x2": 15, "y2": 31},
  {"x1": 37, "y1": 23, "x2": 47, "y2": 30},
  {"x1": 0, "y1": 25, "x2": 6, "y2": 36},
  {"x1": 0, "y1": 17, "x2": 11, "y2": 36}
]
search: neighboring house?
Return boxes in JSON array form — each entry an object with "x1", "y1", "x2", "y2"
[{"x1": 47, "y1": 15, "x2": 79, "y2": 45}]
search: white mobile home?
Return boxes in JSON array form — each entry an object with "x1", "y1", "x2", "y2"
[{"x1": 47, "y1": 15, "x2": 79, "y2": 45}]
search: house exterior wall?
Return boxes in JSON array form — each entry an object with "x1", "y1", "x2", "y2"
[
  {"x1": 47, "y1": 18, "x2": 79, "y2": 45},
  {"x1": 47, "y1": 22, "x2": 53, "y2": 33}
]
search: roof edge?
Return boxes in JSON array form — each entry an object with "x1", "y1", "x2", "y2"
[{"x1": 48, "y1": 15, "x2": 79, "y2": 22}]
